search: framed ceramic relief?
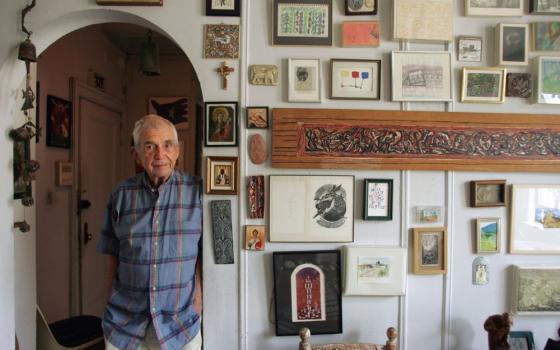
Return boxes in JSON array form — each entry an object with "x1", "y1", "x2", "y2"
[{"x1": 470, "y1": 180, "x2": 507, "y2": 207}]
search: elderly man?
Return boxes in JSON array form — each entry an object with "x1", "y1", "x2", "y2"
[{"x1": 97, "y1": 114, "x2": 203, "y2": 350}]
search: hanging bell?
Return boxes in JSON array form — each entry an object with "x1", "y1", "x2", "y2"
[
  {"x1": 139, "y1": 30, "x2": 160, "y2": 76},
  {"x1": 18, "y1": 37, "x2": 37, "y2": 64},
  {"x1": 21, "y1": 86, "x2": 35, "y2": 111}
]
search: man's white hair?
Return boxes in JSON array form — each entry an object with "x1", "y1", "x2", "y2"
[{"x1": 132, "y1": 114, "x2": 179, "y2": 148}]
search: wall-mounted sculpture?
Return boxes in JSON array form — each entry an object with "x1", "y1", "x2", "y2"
[
  {"x1": 248, "y1": 176, "x2": 265, "y2": 219},
  {"x1": 249, "y1": 65, "x2": 278, "y2": 86},
  {"x1": 210, "y1": 200, "x2": 234, "y2": 264}
]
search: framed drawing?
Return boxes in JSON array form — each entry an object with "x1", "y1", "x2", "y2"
[
  {"x1": 465, "y1": 0, "x2": 523, "y2": 16},
  {"x1": 530, "y1": 0, "x2": 560, "y2": 14},
  {"x1": 470, "y1": 180, "x2": 507, "y2": 207},
  {"x1": 273, "y1": 250, "x2": 342, "y2": 336},
  {"x1": 412, "y1": 227, "x2": 447, "y2": 275},
  {"x1": 46, "y1": 95, "x2": 72, "y2": 149},
  {"x1": 246, "y1": 106, "x2": 269, "y2": 129},
  {"x1": 96, "y1": 0, "x2": 162, "y2": 4},
  {"x1": 206, "y1": 156, "x2": 239, "y2": 195},
  {"x1": 245, "y1": 225, "x2": 265, "y2": 251},
  {"x1": 476, "y1": 218, "x2": 501, "y2": 254},
  {"x1": 363, "y1": 179, "x2": 392, "y2": 220},
  {"x1": 206, "y1": 0, "x2": 240, "y2": 16},
  {"x1": 394, "y1": 0, "x2": 453, "y2": 42},
  {"x1": 461, "y1": 67, "x2": 506, "y2": 103},
  {"x1": 204, "y1": 24, "x2": 239, "y2": 59},
  {"x1": 273, "y1": 0, "x2": 332, "y2": 46},
  {"x1": 269, "y1": 175, "x2": 354, "y2": 242},
  {"x1": 458, "y1": 36, "x2": 483, "y2": 62},
  {"x1": 330, "y1": 59, "x2": 380, "y2": 100},
  {"x1": 532, "y1": 22, "x2": 560, "y2": 52},
  {"x1": 511, "y1": 266, "x2": 560, "y2": 315},
  {"x1": 415, "y1": 206, "x2": 442, "y2": 223},
  {"x1": 148, "y1": 97, "x2": 188, "y2": 130},
  {"x1": 288, "y1": 58, "x2": 321, "y2": 103},
  {"x1": 506, "y1": 73, "x2": 532, "y2": 98},
  {"x1": 391, "y1": 51, "x2": 453, "y2": 102},
  {"x1": 496, "y1": 23, "x2": 529, "y2": 66},
  {"x1": 205, "y1": 101, "x2": 237, "y2": 146},
  {"x1": 534, "y1": 56, "x2": 560, "y2": 104},
  {"x1": 343, "y1": 246, "x2": 406, "y2": 296},
  {"x1": 345, "y1": 0, "x2": 377, "y2": 15},
  {"x1": 510, "y1": 184, "x2": 560, "y2": 254},
  {"x1": 341, "y1": 21, "x2": 380, "y2": 48},
  {"x1": 509, "y1": 331, "x2": 536, "y2": 350}
]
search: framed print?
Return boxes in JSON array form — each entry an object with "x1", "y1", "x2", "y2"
[
  {"x1": 461, "y1": 67, "x2": 506, "y2": 103},
  {"x1": 415, "y1": 206, "x2": 442, "y2": 223},
  {"x1": 510, "y1": 184, "x2": 560, "y2": 254},
  {"x1": 506, "y1": 73, "x2": 532, "y2": 98},
  {"x1": 206, "y1": 0, "x2": 240, "y2": 16},
  {"x1": 465, "y1": 0, "x2": 523, "y2": 16},
  {"x1": 363, "y1": 179, "x2": 392, "y2": 220},
  {"x1": 412, "y1": 227, "x2": 447, "y2": 275},
  {"x1": 330, "y1": 59, "x2": 380, "y2": 100},
  {"x1": 532, "y1": 22, "x2": 560, "y2": 52},
  {"x1": 204, "y1": 24, "x2": 239, "y2": 59},
  {"x1": 343, "y1": 246, "x2": 406, "y2": 296},
  {"x1": 458, "y1": 36, "x2": 483, "y2": 62},
  {"x1": 46, "y1": 95, "x2": 72, "y2": 149},
  {"x1": 496, "y1": 23, "x2": 529, "y2": 66},
  {"x1": 96, "y1": 0, "x2": 162, "y2": 5},
  {"x1": 345, "y1": 0, "x2": 377, "y2": 15},
  {"x1": 341, "y1": 21, "x2": 380, "y2": 48},
  {"x1": 273, "y1": 0, "x2": 332, "y2": 46},
  {"x1": 205, "y1": 101, "x2": 237, "y2": 146},
  {"x1": 511, "y1": 266, "x2": 560, "y2": 315},
  {"x1": 245, "y1": 225, "x2": 265, "y2": 251},
  {"x1": 246, "y1": 106, "x2": 269, "y2": 129},
  {"x1": 148, "y1": 97, "x2": 188, "y2": 130},
  {"x1": 476, "y1": 218, "x2": 501, "y2": 254},
  {"x1": 509, "y1": 331, "x2": 536, "y2": 350},
  {"x1": 288, "y1": 58, "x2": 321, "y2": 103},
  {"x1": 534, "y1": 56, "x2": 560, "y2": 104},
  {"x1": 269, "y1": 175, "x2": 354, "y2": 242},
  {"x1": 470, "y1": 180, "x2": 507, "y2": 207},
  {"x1": 530, "y1": 0, "x2": 560, "y2": 14},
  {"x1": 273, "y1": 250, "x2": 342, "y2": 336},
  {"x1": 394, "y1": 0, "x2": 453, "y2": 42},
  {"x1": 206, "y1": 156, "x2": 239, "y2": 195},
  {"x1": 391, "y1": 51, "x2": 453, "y2": 102}
]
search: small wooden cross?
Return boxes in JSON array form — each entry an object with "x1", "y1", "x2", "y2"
[{"x1": 216, "y1": 61, "x2": 234, "y2": 90}]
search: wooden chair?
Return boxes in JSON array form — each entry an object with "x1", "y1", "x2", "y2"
[{"x1": 298, "y1": 327, "x2": 398, "y2": 350}]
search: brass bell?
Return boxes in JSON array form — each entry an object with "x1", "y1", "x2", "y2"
[
  {"x1": 139, "y1": 30, "x2": 160, "y2": 76},
  {"x1": 18, "y1": 37, "x2": 37, "y2": 63}
]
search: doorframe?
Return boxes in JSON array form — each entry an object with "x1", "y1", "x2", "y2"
[{"x1": 70, "y1": 78, "x2": 126, "y2": 315}]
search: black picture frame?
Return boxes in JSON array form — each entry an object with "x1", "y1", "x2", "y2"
[
  {"x1": 363, "y1": 179, "x2": 393, "y2": 220},
  {"x1": 46, "y1": 95, "x2": 72, "y2": 149},
  {"x1": 204, "y1": 101, "x2": 238, "y2": 147},
  {"x1": 273, "y1": 250, "x2": 342, "y2": 336},
  {"x1": 345, "y1": 0, "x2": 377, "y2": 15},
  {"x1": 273, "y1": 0, "x2": 332, "y2": 46},
  {"x1": 206, "y1": 0, "x2": 241, "y2": 16},
  {"x1": 509, "y1": 331, "x2": 536, "y2": 350},
  {"x1": 13, "y1": 138, "x2": 32, "y2": 200}
]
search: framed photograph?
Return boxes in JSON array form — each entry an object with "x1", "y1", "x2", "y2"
[
  {"x1": 412, "y1": 227, "x2": 447, "y2": 275},
  {"x1": 273, "y1": 0, "x2": 332, "y2": 46},
  {"x1": 343, "y1": 246, "x2": 406, "y2": 296},
  {"x1": 330, "y1": 59, "x2": 380, "y2": 100},
  {"x1": 532, "y1": 22, "x2": 560, "y2": 52},
  {"x1": 506, "y1": 73, "x2": 532, "y2": 98},
  {"x1": 273, "y1": 250, "x2": 342, "y2": 336},
  {"x1": 415, "y1": 206, "x2": 442, "y2": 223},
  {"x1": 46, "y1": 95, "x2": 72, "y2": 149},
  {"x1": 530, "y1": 0, "x2": 560, "y2": 14},
  {"x1": 245, "y1": 225, "x2": 265, "y2": 251},
  {"x1": 511, "y1": 266, "x2": 560, "y2": 315},
  {"x1": 13, "y1": 138, "x2": 32, "y2": 200},
  {"x1": 345, "y1": 0, "x2": 377, "y2": 15},
  {"x1": 461, "y1": 67, "x2": 506, "y2": 103},
  {"x1": 204, "y1": 24, "x2": 239, "y2": 59},
  {"x1": 288, "y1": 58, "x2": 321, "y2": 103},
  {"x1": 458, "y1": 36, "x2": 483, "y2": 62},
  {"x1": 476, "y1": 218, "x2": 501, "y2": 254},
  {"x1": 465, "y1": 0, "x2": 523, "y2": 16},
  {"x1": 206, "y1": 0, "x2": 240, "y2": 16},
  {"x1": 246, "y1": 106, "x2": 269, "y2": 129},
  {"x1": 363, "y1": 179, "x2": 392, "y2": 220},
  {"x1": 470, "y1": 180, "x2": 507, "y2": 207},
  {"x1": 205, "y1": 101, "x2": 237, "y2": 146},
  {"x1": 391, "y1": 51, "x2": 453, "y2": 102},
  {"x1": 394, "y1": 0, "x2": 453, "y2": 42},
  {"x1": 534, "y1": 56, "x2": 560, "y2": 104},
  {"x1": 269, "y1": 175, "x2": 354, "y2": 242},
  {"x1": 508, "y1": 331, "x2": 536, "y2": 350},
  {"x1": 341, "y1": 21, "x2": 380, "y2": 47},
  {"x1": 206, "y1": 156, "x2": 239, "y2": 195},
  {"x1": 148, "y1": 97, "x2": 188, "y2": 130},
  {"x1": 510, "y1": 184, "x2": 560, "y2": 254},
  {"x1": 496, "y1": 23, "x2": 528, "y2": 66},
  {"x1": 96, "y1": 0, "x2": 162, "y2": 5}
]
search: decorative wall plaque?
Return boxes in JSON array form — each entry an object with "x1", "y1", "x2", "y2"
[
  {"x1": 248, "y1": 175, "x2": 265, "y2": 219},
  {"x1": 210, "y1": 200, "x2": 234, "y2": 264}
]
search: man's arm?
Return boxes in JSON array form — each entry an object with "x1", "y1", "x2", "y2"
[
  {"x1": 193, "y1": 254, "x2": 203, "y2": 313},
  {"x1": 106, "y1": 255, "x2": 118, "y2": 297}
]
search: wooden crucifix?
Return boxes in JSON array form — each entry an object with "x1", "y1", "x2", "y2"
[{"x1": 216, "y1": 61, "x2": 235, "y2": 90}]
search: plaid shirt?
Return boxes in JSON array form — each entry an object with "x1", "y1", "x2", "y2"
[{"x1": 97, "y1": 171, "x2": 202, "y2": 350}]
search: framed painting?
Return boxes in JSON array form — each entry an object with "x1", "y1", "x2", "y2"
[
  {"x1": 458, "y1": 36, "x2": 483, "y2": 62},
  {"x1": 246, "y1": 106, "x2": 269, "y2": 129},
  {"x1": 415, "y1": 206, "x2": 442, "y2": 223},
  {"x1": 511, "y1": 266, "x2": 560, "y2": 315},
  {"x1": 496, "y1": 23, "x2": 529, "y2": 66},
  {"x1": 461, "y1": 67, "x2": 506, "y2": 103},
  {"x1": 330, "y1": 59, "x2": 380, "y2": 100},
  {"x1": 363, "y1": 179, "x2": 392, "y2": 220},
  {"x1": 273, "y1": 250, "x2": 342, "y2": 336},
  {"x1": 288, "y1": 58, "x2": 321, "y2": 103},
  {"x1": 394, "y1": 0, "x2": 453, "y2": 42},
  {"x1": 470, "y1": 180, "x2": 507, "y2": 207},
  {"x1": 204, "y1": 24, "x2": 239, "y2": 59},
  {"x1": 269, "y1": 175, "x2": 354, "y2": 242},
  {"x1": 412, "y1": 227, "x2": 447, "y2": 275},
  {"x1": 96, "y1": 0, "x2": 162, "y2": 5},
  {"x1": 532, "y1": 22, "x2": 560, "y2": 52},
  {"x1": 206, "y1": 156, "x2": 239, "y2": 195},
  {"x1": 273, "y1": 0, "x2": 332, "y2": 46},
  {"x1": 509, "y1": 331, "x2": 536, "y2": 350},
  {"x1": 148, "y1": 97, "x2": 188, "y2": 130},
  {"x1": 534, "y1": 56, "x2": 560, "y2": 104},
  {"x1": 475, "y1": 217, "x2": 501, "y2": 254},
  {"x1": 206, "y1": 0, "x2": 240, "y2": 16},
  {"x1": 510, "y1": 184, "x2": 560, "y2": 254},
  {"x1": 506, "y1": 73, "x2": 532, "y2": 98},
  {"x1": 245, "y1": 225, "x2": 265, "y2": 251},
  {"x1": 205, "y1": 101, "x2": 237, "y2": 146},
  {"x1": 46, "y1": 95, "x2": 72, "y2": 149},
  {"x1": 341, "y1": 21, "x2": 380, "y2": 48},
  {"x1": 391, "y1": 51, "x2": 453, "y2": 102},
  {"x1": 343, "y1": 246, "x2": 406, "y2": 296},
  {"x1": 345, "y1": 0, "x2": 377, "y2": 15},
  {"x1": 530, "y1": 0, "x2": 560, "y2": 14},
  {"x1": 465, "y1": 0, "x2": 523, "y2": 16}
]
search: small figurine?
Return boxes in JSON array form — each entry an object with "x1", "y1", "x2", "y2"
[{"x1": 484, "y1": 312, "x2": 513, "y2": 350}]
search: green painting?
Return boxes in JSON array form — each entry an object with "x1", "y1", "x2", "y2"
[
  {"x1": 542, "y1": 59, "x2": 560, "y2": 94},
  {"x1": 467, "y1": 73, "x2": 501, "y2": 97},
  {"x1": 516, "y1": 268, "x2": 560, "y2": 313},
  {"x1": 479, "y1": 220, "x2": 498, "y2": 252}
]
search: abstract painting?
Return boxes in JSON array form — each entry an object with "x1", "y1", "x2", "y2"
[
  {"x1": 148, "y1": 97, "x2": 188, "y2": 130},
  {"x1": 506, "y1": 73, "x2": 532, "y2": 98},
  {"x1": 342, "y1": 21, "x2": 380, "y2": 47},
  {"x1": 512, "y1": 266, "x2": 560, "y2": 314},
  {"x1": 46, "y1": 95, "x2": 72, "y2": 149},
  {"x1": 330, "y1": 59, "x2": 380, "y2": 100},
  {"x1": 247, "y1": 175, "x2": 265, "y2": 219}
]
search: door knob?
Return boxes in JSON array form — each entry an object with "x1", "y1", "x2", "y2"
[{"x1": 83, "y1": 222, "x2": 93, "y2": 245}]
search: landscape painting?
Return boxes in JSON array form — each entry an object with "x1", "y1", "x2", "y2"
[
  {"x1": 513, "y1": 266, "x2": 560, "y2": 314},
  {"x1": 477, "y1": 218, "x2": 500, "y2": 253},
  {"x1": 535, "y1": 208, "x2": 560, "y2": 228},
  {"x1": 358, "y1": 256, "x2": 390, "y2": 283}
]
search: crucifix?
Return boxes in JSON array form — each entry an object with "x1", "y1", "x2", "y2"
[{"x1": 216, "y1": 61, "x2": 235, "y2": 90}]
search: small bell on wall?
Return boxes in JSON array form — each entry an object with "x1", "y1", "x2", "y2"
[
  {"x1": 140, "y1": 30, "x2": 161, "y2": 76},
  {"x1": 18, "y1": 0, "x2": 38, "y2": 114}
]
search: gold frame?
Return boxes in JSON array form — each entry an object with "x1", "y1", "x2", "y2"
[
  {"x1": 475, "y1": 217, "x2": 501, "y2": 254},
  {"x1": 205, "y1": 156, "x2": 239, "y2": 195},
  {"x1": 412, "y1": 227, "x2": 447, "y2": 275},
  {"x1": 461, "y1": 67, "x2": 506, "y2": 103}
]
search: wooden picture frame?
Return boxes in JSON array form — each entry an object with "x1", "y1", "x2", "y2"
[
  {"x1": 96, "y1": 0, "x2": 162, "y2": 5},
  {"x1": 206, "y1": 0, "x2": 240, "y2": 16},
  {"x1": 532, "y1": 22, "x2": 560, "y2": 52},
  {"x1": 204, "y1": 24, "x2": 240, "y2": 59},
  {"x1": 330, "y1": 59, "x2": 381, "y2": 100},
  {"x1": 461, "y1": 67, "x2": 506, "y2": 103},
  {"x1": 345, "y1": 0, "x2": 377, "y2": 15},
  {"x1": 530, "y1": 0, "x2": 560, "y2": 14},
  {"x1": 341, "y1": 21, "x2": 380, "y2": 47},
  {"x1": 206, "y1": 156, "x2": 239, "y2": 195},
  {"x1": 393, "y1": 0, "x2": 453, "y2": 42},
  {"x1": 245, "y1": 225, "x2": 265, "y2": 251},
  {"x1": 46, "y1": 95, "x2": 72, "y2": 149},
  {"x1": 496, "y1": 23, "x2": 529, "y2": 66},
  {"x1": 506, "y1": 73, "x2": 532, "y2": 98},
  {"x1": 511, "y1": 266, "x2": 560, "y2": 315},
  {"x1": 475, "y1": 217, "x2": 501, "y2": 254},
  {"x1": 288, "y1": 58, "x2": 321, "y2": 103},
  {"x1": 470, "y1": 180, "x2": 507, "y2": 207},
  {"x1": 412, "y1": 227, "x2": 447, "y2": 275},
  {"x1": 534, "y1": 56, "x2": 560, "y2": 105},
  {"x1": 363, "y1": 179, "x2": 392, "y2": 220},
  {"x1": 465, "y1": 0, "x2": 523, "y2": 16},
  {"x1": 205, "y1": 101, "x2": 237, "y2": 146},
  {"x1": 273, "y1": 250, "x2": 342, "y2": 336},
  {"x1": 148, "y1": 96, "x2": 188, "y2": 130},
  {"x1": 509, "y1": 331, "x2": 536, "y2": 350},
  {"x1": 458, "y1": 36, "x2": 483, "y2": 62},
  {"x1": 246, "y1": 106, "x2": 269, "y2": 129},
  {"x1": 273, "y1": 0, "x2": 332, "y2": 46}
]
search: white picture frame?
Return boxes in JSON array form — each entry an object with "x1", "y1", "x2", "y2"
[
  {"x1": 288, "y1": 58, "x2": 321, "y2": 103},
  {"x1": 393, "y1": 0, "x2": 453, "y2": 42},
  {"x1": 534, "y1": 56, "x2": 560, "y2": 104},
  {"x1": 343, "y1": 246, "x2": 407, "y2": 296},
  {"x1": 496, "y1": 23, "x2": 529, "y2": 66},
  {"x1": 458, "y1": 36, "x2": 483, "y2": 62},
  {"x1": 465, "y1": 0, "x2": 523, "y2": 16},
  {"x1": 511, "y1": 265, "x2": 560, "y2": 315}
]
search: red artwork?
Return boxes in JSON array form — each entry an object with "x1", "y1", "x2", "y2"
[
  {"x1": 295, "y1": 267, "x2": 322, "y2": 321},
  {"x1": 248, "y1": 175, "x2": 265, "y2": 219}
]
